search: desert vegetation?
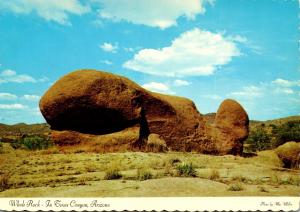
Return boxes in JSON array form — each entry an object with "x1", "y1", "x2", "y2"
[
  {"x1": 245, "y1": 119, "x2": 300, "y2": 152},
  {"x1": 10, "y1": 135, "x2": 52, "y2": 150},
  {"x1": 0, "y1": 141, "x2": 299, "y2": 197},
  {"x1": 0, "y1": 116, "x2": 299, "y2": 197}
]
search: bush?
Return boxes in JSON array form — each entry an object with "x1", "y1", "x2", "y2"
[
  {"x1": 104, "y1": 168, "x2": 122, "y2": 180},
  {"x1": 228, "y1": 183, "x2": 243, "y2": 191},
  {"x1": 137, "y1": 169, "x2": 152, "y2": 181},
  {"x1": 0, "y1": 173, "x2": 10, "y2": 192},
  {"x1": 10, "y1": 135, "x2": 52, "y2": 150},
  {"x1": 272, "y1": 121, "x2": 300, "y2": 147},
  {"x1": 176, "y1": 163, "x2": 197, "y2": 177},
  {"x1": 245, "y1": 127, "x2": 272, "y2": 151}
]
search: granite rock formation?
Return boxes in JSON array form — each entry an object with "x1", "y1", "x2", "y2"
[{"x1": 40, "y1": 69, "x2": 249, "y2": 155}]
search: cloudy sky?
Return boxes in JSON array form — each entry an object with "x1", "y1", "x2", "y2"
[{"x1": 0, "y1": 0, "x2": 299, "y2": 124}]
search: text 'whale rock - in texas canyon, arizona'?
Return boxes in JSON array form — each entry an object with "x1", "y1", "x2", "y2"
[{"x1": 39, "y1": 69, "x2": 249, "y2": 155}]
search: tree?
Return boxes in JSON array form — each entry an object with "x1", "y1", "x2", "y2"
[
  {"x1": 273, "y1": 120, "x2": 300, "y2": 147},
  {"x1": 246, "y1": 127, "x2": 272, "y2": 151}
]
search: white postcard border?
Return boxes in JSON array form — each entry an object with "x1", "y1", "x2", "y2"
[{"x1": 0, "y1": 197, "x2": 299, "y2": 211}]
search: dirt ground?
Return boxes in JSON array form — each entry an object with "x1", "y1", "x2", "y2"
[{"x1": 0, "y1": 144, "x2": 299, "y2": 197}]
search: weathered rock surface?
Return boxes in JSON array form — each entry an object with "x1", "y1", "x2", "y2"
[
  {"x1": 213, "y1": 99, "x2": 249, "y2": 155},
  {"x1": 40, "y1": 69, "x2": 249, "y2": 155},
  {"x1": 275, "y1": 141, "x2": 300, "y2": 168}
]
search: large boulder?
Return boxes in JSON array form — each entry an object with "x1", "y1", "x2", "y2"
[
  {"x1": 40, "y1": 69, "x2": 249, "y2": 155},
  {"x1": 40, "y1": 70, "x2": 143, "y2": 135},
  {"x1": 212, "y1": 99, "x2": 249, "y2": 155},
  {"x1": 40, "y1": 70, "x2": 203, "y2": 149}
]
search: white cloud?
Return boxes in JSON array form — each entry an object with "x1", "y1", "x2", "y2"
[
  {"x1": 38, "y1": 77, "x2": 49, "y2": 82},
  {"x1": 0, "y1": 0, "x2": 90, "y2": 25},
  {"x1": 142, "y1": 82, "x2": 172, "y2": 93},
  {"x1": 100, "y1": 60, "x2": 113, "y2": 65},
  {"x1": 123, "y1": 28, "x2": 241, "y2": 77},
  {"x1": 173, "y1": 79, "x2": 190, "y2": 86},
  {"x1": 99, "y1": 42, "x2": 118, "y2": 53},
  {"x1": 272, "y1": 78, "x2": 300, "y2": 87},
  {"x1": 227, "y1": 35, "x2": 248, "y2": 43},
  {"x1": 23, "y1": 95, "x2": 40, "y2": 101},
  {"x1": 1, "y1": 69, "x2": 16, "y2": 77},
  {"x1": 0, "y1": 104, "x2": 27, "y2": 110},
  {"x1": 230, "y1": 86, "x2": 263, "y2": 98},
  {"x1": 0, "y1": 92, "x2": 17, "y2": 100},
  {"x1": 0, "y1": 69, "x2": 37, "y2": 83},
  {"x1": 124, "y1": 47, "x2": 135, "y2": 52},
  {"x1": 275, "y1": 88, "x2": 294, "y2": 95},
  {"x1": 95, "y1": 0, "x2": 214, "y2": 29}
]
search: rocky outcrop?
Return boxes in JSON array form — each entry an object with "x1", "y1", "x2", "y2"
[
  {"x1": 40, "y1": 69, "x2": 249, "y2": 155},
  {"x1": 213, "y1": 99, "x2": 249, "y2": 155},
  {"x1": 275, "y1": 142, "x2": 300, "y2": 168}
]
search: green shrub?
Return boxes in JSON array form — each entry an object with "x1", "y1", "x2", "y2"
[
  {"x1": 137, "y1": 169, "x2": 152, "y2": 181},
  {"x1": 10, "y1": 135, "x2": 52, "y2": 150},
  {"x1": 176, "y1": 163, "x2": 197, "y2": 177},
  {"x1": 272, "y1": 121, "x2": 300, "y2": 147},
  {"x1": 245, "y1": 127, "x2": 272, "y2": 151},
  {"x1": 228, "y1": 183, "x2": 243, "y2": 191},
  {"x1": 104, "y1": 168, "x2": 122, "y2": 180}
]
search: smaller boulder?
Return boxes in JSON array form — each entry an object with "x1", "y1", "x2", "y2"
[{"x1": 275, "y1": 142, "x2": 300, "y2": 169}]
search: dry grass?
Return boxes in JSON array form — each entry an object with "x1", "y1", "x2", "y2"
[
  {"x1": 0, "y1": 144, "x2": 299, "y2": 196},
  {"x1": 104, "y1": 169, "x2": 122, "y2": 180},
  {"x1": 104, "y1": 162, "x2": 122, "y2": 180},
  {"x1": 0, "y1": 173, "x2": 10, "y2": 191},
  {"x1": 208, "y1": 169, "x2": 220, "y2": 180},
  {"x1": 145, "y1": 134, "x2": 168, "y2": 153},
  {"x1": 136, "y1": 169, "x2": 153, "y2": 181},
  {"x1": 258, "y1": 186, "x2": 268, "y2": 193}
]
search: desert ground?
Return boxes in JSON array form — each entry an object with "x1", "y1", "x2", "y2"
[{"x1": 0, "y1": 142, "x2": 299, "y2": 197}]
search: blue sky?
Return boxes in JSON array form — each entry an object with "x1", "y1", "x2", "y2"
[{"x1": 0, "y1": 0, "x2": 299, "y2": 124}]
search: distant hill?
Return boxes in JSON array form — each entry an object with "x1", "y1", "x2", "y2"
[
  {"x1": 249, "y1": 116, "x2": 300, "y2": 130},
  {"x1": 0, "y1": 123, "x2": 50, "y2": 136}
]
